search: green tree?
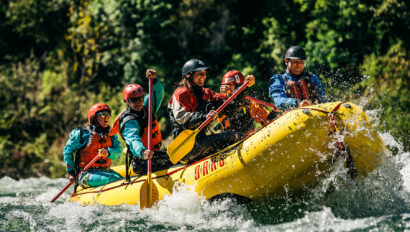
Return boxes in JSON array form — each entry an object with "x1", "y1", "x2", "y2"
[{"x1": 358, "y1": 42, "x2": 409, "y2": 151}]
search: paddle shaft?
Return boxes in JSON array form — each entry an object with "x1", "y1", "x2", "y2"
[
  {"x1": 245, "y1": 95, "x2": 278, "y2": 110},
  {"x1": 50, "y1": 154, "x2": 101, "y2": 202},
  {"x1": 197, "y1": 80, "x2": 249, "y2": 131},
  {"x1": 147, "y1": 78, "x2": 153, "y2": 207}
]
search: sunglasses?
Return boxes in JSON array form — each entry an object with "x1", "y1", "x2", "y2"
[
  {"x1": 128, "y1": 96, "x2": 144, "y2": 103},
  {"x1": 96, "y1": 112, "x2": 111, "y2": 119}
]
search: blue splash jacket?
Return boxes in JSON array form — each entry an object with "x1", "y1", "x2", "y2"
[{"x1": 268, "y1": 72, "x2": 327, "y2": 109}]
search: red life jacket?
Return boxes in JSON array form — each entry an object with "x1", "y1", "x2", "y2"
[
  {"x1": 118, "y1": 107, "x2": 162, "y2": 151},
  {"x1": 78, "y1": 130, "x2": 112, "y2": 169},
  {"x1": 286, "y1": 75, "x2": 319, "y2": 102}
]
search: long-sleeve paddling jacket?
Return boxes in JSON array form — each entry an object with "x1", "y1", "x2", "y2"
[
  {"x1": 119, "y1": 78, "x2": 164, "y2": 159},
  {"x1": 269, "y1": 72, "x2": 327, "y2": 110},
  {"x1": 168, "y1": 86, "x2": 226, "y2": 138}
]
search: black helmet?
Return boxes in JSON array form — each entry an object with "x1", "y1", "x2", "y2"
[
  {"x1": 181, "y1": 59, "x2": 209, "y2": 76},
  {"x1": 285, "y1": 46, "x2": 307, "y2": 60}
]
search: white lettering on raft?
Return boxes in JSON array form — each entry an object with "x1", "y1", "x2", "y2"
[{"x1": 194, "y1": 159, "x2": 225, "y2": 180}]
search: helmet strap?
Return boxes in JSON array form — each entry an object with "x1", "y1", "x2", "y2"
[{"x1": 285, "y1": 59, "x2": 291, "y2": 73}]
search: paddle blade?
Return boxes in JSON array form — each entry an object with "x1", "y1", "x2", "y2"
[
  {"x1": 167, "y1": 129, "x2": 198, "y2": 164},
  {"x1": 140, "y1": 177, "x2": 159, "y2": 209}
]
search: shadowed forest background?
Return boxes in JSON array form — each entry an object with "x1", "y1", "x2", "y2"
[{"x1": 0, "y1": 0, "x2": 408, "y2": 179}]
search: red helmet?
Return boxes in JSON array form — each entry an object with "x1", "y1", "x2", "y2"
[
  {"x1": 88, "y1": 103, "x2": 111, "y2": 123},
  {"x1": 221, "y1": 70, "x2": 245, "y2": 86},
  {"x1": 123, "y1": 84, "x2": 145, "y2": 102}
]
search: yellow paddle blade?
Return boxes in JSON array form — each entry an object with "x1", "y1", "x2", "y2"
[
  {"x1": 167, "y1": 129, "x2": 199, "y2": 164},
  {"x1": 140, "y1": 176, "x2": 159, "y2": 209}
]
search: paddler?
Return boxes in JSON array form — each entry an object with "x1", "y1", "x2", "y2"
[
  {"x1": 111, "y1": 69, "x2": 173, "y2": 174},
  {"x1": 217, "y1": 70, "x2": 269, "y2": 135},
  {"x1": 168, "y1": 59, "x2": 248, "y2": 163},
  {"x1": 63, "y1": 103, "x2": 123, "y2": 188},
  {"x1": 269, "y1": 46, "x2": 327, "y2": 109}
]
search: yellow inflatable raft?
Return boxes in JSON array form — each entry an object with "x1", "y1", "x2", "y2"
[{"x1": 69, "y1": 102, "x2": 388, "y2": 206}]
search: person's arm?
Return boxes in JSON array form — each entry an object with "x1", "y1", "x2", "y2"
[
  {"x1": 107, "y1": 134, "x2": 122, "y2": 160},
  {"x1": 268, "y1": 74, "x2": 298, "y2": 109},
  {"x1": 143, "y1": 78, "x2": 164, "y2": 114},
  {"x1": 309, "y1": 74, "x2": 327, "y2": 103},
  {"x1": 63, "y1": 129, "x2": 88, "y2": 173},
  {"x1": 121, "y1": 119, "x2": 146, "y2": 159}
]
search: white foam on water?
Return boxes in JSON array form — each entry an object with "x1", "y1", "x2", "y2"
[
  {"x1": 258, "y1": 207, "x2": 407, "y2": 232},
  {"x1": 6, "y1": 210, "x2": 37, "y2": 231},
  {"x1": 0, "y1": 176, "x2": 18, "y2": 192},
  {"x1": 379, "y1": 132, "x2": 410, "y2": 192},
  {"x1": 46, "y1": 202, "x2": 100, "y2": 231},
  {"x1": 398, "y1": 152, "x2": 410, "y2": 192},
  {"x1": 141, "y1": 182, "x2": 255, "y2": 231}
]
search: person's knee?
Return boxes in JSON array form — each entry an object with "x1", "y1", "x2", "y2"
[
  {"x1": 78, "y1": 173, "x2": 91, "y2": 188},
  {"x1": 107, "y1": 171, "x2": 123, "y2": 182}
]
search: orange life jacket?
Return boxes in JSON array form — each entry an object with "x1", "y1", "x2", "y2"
[
  {"x1": 140, "y1": 119, "x2": 162, "y2": 150},
  {"x1": 217, "y1": 115, "x2": 231, "y2": 129},
  {"x1": 248, "y1": 100, "x2": 269, "y2": 125},
  {"x1": 286, "y1": 75, "x2": 319, "y2": 102},
  {"x1": 216, "y1": 100, "x2": 269, "y2": 135},
  {"x1": 78, "y1": 130, "x2": 112, "y2": 169},
  {"x1": 117, "y1": 107, "x2": 162, "y2": 151}
]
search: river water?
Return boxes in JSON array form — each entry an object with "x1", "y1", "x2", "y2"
[{"x1": 1, "y1": 130, "x2": 409, "y2": 231}]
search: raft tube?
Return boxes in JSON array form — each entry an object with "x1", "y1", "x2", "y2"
[{"x1": 69, "y1": 102, "x2": 388, "y2": 206}]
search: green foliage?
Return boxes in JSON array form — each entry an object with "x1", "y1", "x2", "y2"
[
  {"x1": 0, "y1": 0, "x2": 408, "y2": 178},
  {"x1": 358, "y1": 41, "x2": 409, "y2": 151},
  {"x1": 0, "y1": 0, "x2": 70, "y2": 63}
]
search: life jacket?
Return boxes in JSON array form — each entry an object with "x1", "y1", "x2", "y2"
[
  {"x1": 248, "y1": 100, "x2": 269, "y2": 126},
  {"x1": 78, "y1": 126, "x2": 112, "y2": 169},
  {"x1": 217, "y1": 103, "x2": 254, "y2": 135},
  {"x1": 118, "y1": 106, "x2": 162, "y2": 151},
  {"x1": 285, "y1": 74, "x2": 320, "y2": 103},
  {"x1": 216, "y1": 96, "x2": 270, "y2": 135},
  {"x1": 217, "y1": 115, "x2": 231, "y2": 130}
]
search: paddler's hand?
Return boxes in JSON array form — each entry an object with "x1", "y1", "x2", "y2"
[
  {"x1": 245, "y1": 75, "x2": 255, "y2": 87},
  {"x1": 146, "y1": 69, "x2": 157, "y2": 79},
  {"x1": 68, "y1": 175, "x2": 75, "y2": 183},
  {"x1": 299, "y1": 99, "x2": 312, "y2": 107},
  {"x1": 142, "y1": 149, "x2": 154, "y2": 160},
  {"x1": 206, "y1": 110, "x2": 218, "y2": 120},
  {"x1": 98, "y1": 148, "x2": 109, "y2": 157}
]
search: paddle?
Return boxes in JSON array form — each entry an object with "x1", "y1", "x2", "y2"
[
  {"x1": 140, "y1": 76, "x2": 159, "y2": 209},
  {"x1": 50, "y1": 153, "x2": 101, "y2": 203},
  {"x1": 245, "y1": 95, "x2": 278, "y2": 110},
  {"x1": 167, "y1": 80, "x2": 249, "y2": 164}
]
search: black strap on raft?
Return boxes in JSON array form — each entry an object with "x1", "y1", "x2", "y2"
[
  {"x1": 125, "y1": 145, "x2": 131, "y2": 182},
  {"x1": 342, "y1": 146, "x2": 358, "y2": 179},
  {"x1": 331, "y1": 138, "x2": 358, "y2": 179}
]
